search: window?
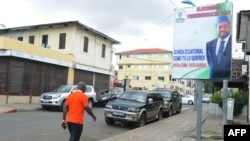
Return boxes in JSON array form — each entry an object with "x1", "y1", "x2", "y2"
[
  {"x1": 17, "y1": 37, "x2": 23, "y2": 41},
  {"x1": 163, "y1": 65, "x2": 169, "y2": 70},
  {"x1": 42, "y1": 35, "x2": 48, "y2": 47},
  {"x1": 101, "y1": 44, "x2": 106, "y2": 58},
  {"x1": 83, "y1": 36, "x2": 89, "y2": 52},
  {"x1": 169, "y1": 74, "x2": 176, "y2": 82},
  {"x1": 127, "y1": 54, "x2": 133, "y2": 58},
  {"x1": 152, "y1": 65, "x2": 159, "y2": 69},
  {"x1": 59, "y1": 33, "x2": 66, "y2": 49},
  {"x1": 132, "y1": 75, "x2": 139, "y2": 80},
  {"x1": 143, "y1": 65, "x2": 147, "y2": 70},
  {"x1": 119, "y1": 65, "x2": 123, "y2": 69},
  {"x1": 128, "y1": 65, "x2": 131, "y2": 68},
  {"x1": 163, "y1": 54, "x2": 169, "y2": 59},
  {"x1": 132, "y1": 76, "x2": 139, "y2": 80},
  {"x1": 151, "y1": 54, "x2": 158, "y2": 58},
  {"x1": 158, "y1": 76, "x2": 164, "y2": 81},
  {"x1": 138, "y1": 54, "x2": 147, "y2": 59},
  {"x1": 29, "y1": 36, "x2": 34, "y2": 44},
  {"x1": 145, "y1": 76, "x2": 151, "y2": 80}
]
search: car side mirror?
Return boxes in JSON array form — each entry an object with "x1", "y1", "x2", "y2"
[
  {"x1": 148, "y1": 98, "x2": 153, "y2": 104},
  {"x1": 110, "y1": 95, "x2": 118, "y2": 100}
]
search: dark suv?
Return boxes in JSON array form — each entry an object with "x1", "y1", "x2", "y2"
[
  {"x1": 104, "y1": 90, "x2": 164, "y2": 128},
  {"x1": 153, "y1": 88, "x2": 182, "y2": 117}
]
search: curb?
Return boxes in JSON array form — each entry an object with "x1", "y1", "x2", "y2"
[
  {"x1": 16, "y1": 108, "x2": 42, "y2": 112},
  {"x1": 0, "y1": 108, "x2": 17, "y2": 114},
  {"x1": 0, "y1": 107, "x2": 42, "y2": 114}
]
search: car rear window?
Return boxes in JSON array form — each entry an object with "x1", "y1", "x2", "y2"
[
  {"x1": 53, "y1": 85, "x2": 74, "y2": 93},
  {"x1": 156, "y1": 91, "x2": 171, "y2": 98}
]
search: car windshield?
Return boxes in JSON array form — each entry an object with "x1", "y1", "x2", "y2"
[
  {"x1": 157, "y1": 91, "x2": 171, "y2": 98},
  {"x1": 86, "y1": 86, "x2": 92, "y2": 93},
  {"x1": 98, "y1": 89, "x2": 111, "y2": 95},
  {"x1": 53, "y1": 85, "x2": 74, "y2": 93},
  {"x1": 119, "y1": 91, "x2": 147, "y2": 102}
]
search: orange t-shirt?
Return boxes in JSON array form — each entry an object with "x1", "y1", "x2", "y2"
[{"x1": 65, "y1": 90, "x2": 89, "y2": 124}]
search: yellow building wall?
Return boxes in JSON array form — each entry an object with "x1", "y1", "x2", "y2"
[
  {"x1": 67, "y1": 67, "x2": 75, "y2": 85},
  {"x1": 0, "y1": 37, "x2": 75, "y2": 63},
  {"x1": 116, "y1": 52, "x2": 172, "y2": 90},
  {"x1": 0, "y1": 23, "x2": 113, "y2": 72}
]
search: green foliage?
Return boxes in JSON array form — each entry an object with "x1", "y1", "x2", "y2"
[
  {"x1": 210, "y1": 92, "x2": 222, "y2": 103},
  {"x1": 229, "y1": 92, "x2": 248, "y2": 116},
  {"x1": 203, "y1": 80, "x2": 213, "y2": 93},
  {"x1": 210, "y1": 91, "x2": 249, "y2": 116},
  {"x1": 229, "y1": 92, "x2": 248, "y2": 105}
]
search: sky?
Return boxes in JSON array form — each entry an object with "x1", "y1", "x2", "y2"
[{"x1": 0, "y1": 0, "x2": 249, "y2": 58}]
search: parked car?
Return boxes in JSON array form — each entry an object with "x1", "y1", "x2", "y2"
[
  {"x1": 153, "y1": 88, "x2": 182, "y2": 117},
  {"x1": 104, "y1": 90, "x2": 164, "y2": 128},
  {"x1": 95, "y1": 88, "x2": 123, "y2": 107},
  {"x1": 202, "y1": 94, "x2": 212, "y2": 103},
  {"x1": 40, "y1": 84, "x2": 96, "y2": 111},
  {"x1": 181, "y1": 94, "x2": 194, "y2": 105}
]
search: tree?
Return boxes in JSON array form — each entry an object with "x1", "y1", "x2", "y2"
[{"x1": 203, "y1": 80, "x2": 213, "y2": 93}]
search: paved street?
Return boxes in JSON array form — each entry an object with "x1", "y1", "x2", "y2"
[{"x1": 0, "y1": 103, "x2": 248, "y2": 141}]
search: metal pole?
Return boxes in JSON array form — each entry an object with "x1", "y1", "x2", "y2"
[
  {"x1": 193, "y1": 80, "x2": 197, "y2": 111},
  {"x1": 123, "y1": 78, "x2": 127, "y2": 92},
  {"x1": 196, "y1": 80, "x2": 203, "y2": 141},
  {"x1": 222, "y1": 80, "x2": 228, "y2": 125},
  {"x1": 248, "y1": 58, "x2": 250, "y2": 123},
  {"x1": 222, "y1": 0, "x2": 229, "y2": 125}
]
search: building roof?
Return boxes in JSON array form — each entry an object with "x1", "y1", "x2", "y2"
[
  {"x1": 0, "y1": 21, "x2": 121, "y2": 45},
  {"x1": 115, "y1": 48, "x2": 172, "y2": 55}
]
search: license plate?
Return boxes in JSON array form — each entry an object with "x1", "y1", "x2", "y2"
[
  {"x1": 42, "y1": 100, "x2": 49, "y2": 103},
  {"x1": 112, "y1": 112, "x2": 125, "y2": 117}
]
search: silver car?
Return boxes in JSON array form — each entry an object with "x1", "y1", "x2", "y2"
[{"x1": 40, "y1": 84, "x2": 96, "y2": 111}]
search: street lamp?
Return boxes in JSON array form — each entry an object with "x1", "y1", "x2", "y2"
[
  {"x1": 123, "y1": 76, "x2": 128, "y2": 92},
  {"x1": 0, "y1": 24, "x2": 6, "y2": 29},
  {"x1": 181, "y1": 0, "x2": 196, "y2": 7}
]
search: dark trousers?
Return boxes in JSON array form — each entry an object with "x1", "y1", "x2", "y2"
[{"x1": 67, "y1": 122, "x2": 83, "y2": 141}]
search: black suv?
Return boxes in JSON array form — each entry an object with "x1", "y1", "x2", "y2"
[
  {"x1": 104, "y1": 90, "x2": 164, "y2": 128},
  {"x1": 153, "y1": 88, "x2": 182, "y2": 117}
]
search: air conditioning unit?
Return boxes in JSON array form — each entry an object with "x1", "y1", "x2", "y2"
[{"x1": 242, "y1": 64, "x2": 248, "y2": 76}]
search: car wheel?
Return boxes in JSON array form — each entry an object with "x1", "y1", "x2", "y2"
[
  {"x1": 134, "y1": 113, "x2": 147, "y2": 128},
  {"x1": 167, "y1": 107, "x2": 173, "y2": 117},
  {"x1": 42, "y1": 105, "x2": 50, "y2": 110},
  {"x1": 88, "y1": 99, "x2": 93, "y2": 109},
  {"x1": 157, "y1": 109, "x2": 163, "y2": 121},
  {"x1": 60, "y1": 100, "x2": 66, "y2": 112},
  {"x1": 176, "y1": 104, "x2": 182, "y2": 114},
  {"x1": 105, "y1": 117, "x2": 115, "y2": 125},
  {"x1": 188, "y1": 100, "x2": 194, "y2": 105}
]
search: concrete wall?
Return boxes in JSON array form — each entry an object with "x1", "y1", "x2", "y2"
[
  {"x1": 209, "y1": 102, "x2": 248, "y2": 119},
  {"x1": 0, "y1": 95, "x2": 40, "y2": 104}
]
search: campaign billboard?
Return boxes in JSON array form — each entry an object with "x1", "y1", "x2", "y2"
[{"x1": 172, "y1": 2, "x2": 233, "y2": 80}]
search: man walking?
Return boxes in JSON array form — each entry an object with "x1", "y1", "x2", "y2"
[{"x1": 62, "y1": 81, "x2": 96, "y2": 141}]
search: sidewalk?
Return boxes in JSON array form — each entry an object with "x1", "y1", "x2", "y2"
[
  {"x1": 102, "y1": 105, "x2": 224, "y2": 141},
  {"x1": 101, "y1": 104, "x2": 249, "y2": 141},
  {"x1": 0, "y1": 103, "x2": 248, "y2": 141},
  {"x1": 0, "y1": 103, "x2": 42, "y2": 114}
]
